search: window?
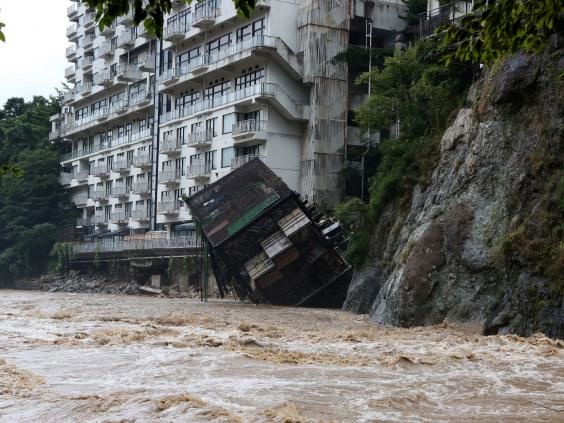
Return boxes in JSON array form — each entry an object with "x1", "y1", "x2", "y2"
[
  {"x1": 137, "y1": 173, "x2": 146, "y2": 181},
  {"x1": 237, "y1": 144, "x2": 262, "y2": 157},
  {"x1": 191, "y1": 122, "x2": 202, "y2": 133},
  {"x1": 206, "y1": 33, "x2": 231, "y2": 55},
  {"x1": 175, "y1": 90, "x2": 199, "y2": 109},
  {"x1": 109, "y1": 63, "x2": 118, "y2": 79},
  {"x1": 176, "y1": 126, "x2": 186, "y2": 144},
  {"x1": 189, "y1": 185, "x2": 202, "y2": 196},
  {"x1": 204, "y1": 80, "x2": 230, "y2": 105},
  {"x1": 175, "y1": 157, "x2": 185, "y2": 176},
  {"x1": 75, "y1": 105, "x2": 89, "y2": 120},
  {"x1": 129, "y1": 80, "x2": 146, "y2": 101},
  {"x1": 91, "y1": 99, "x2": 106, "y2": 113},
  {"x1": 235, "y1": 67, "x2": 264, "y2": 90},
  {"x1": 110, "y1": 36, "x2": 118, "y2": 52},
  {"x1": 177, "y1": 46, "x2": 200, "y2": 70},
  {"x1": 109, "y1": 91, "x2": 125, "y2": 105},
  {"x1": 240, "y1": 110, "x2": 261, "y2": 122},
  {"x1": 106, "y1": 155, "x2": 114, "y2": 171},
  {"x1": 236, "y1": 18, "x2": 265, "y2": 42},
  {"x1": 105, "y1": 205, "x2": 112, "y2": 220},
  {"x1": 205, "y1": 118, "x2": 217, "y2": 137},
  {"x1": 221, "y1": 147, "x2": 234, "y2": 168},
  {"x1": 162, "y1": 160, "x2": 172, "y2": 170},
  {"x1": 161, "y1": 191, "x2": 170, "y2": 201},
  {"x1": 125, "y1": 123, "x2": 132, "y2": 137},
  {"x1": 125, "y1": 202, "x2": 132, "y2": 218},
  {"x1": 174, "y1": 188, "x2": 185, "y2": 200},
  {"x1": 126, "y1": 175, "x2": 133, "y2": 190},
  {"x1": 105, "y1": 180, "x2": 112, "y2": 196},
  {"x1": 139, "y1": 118, "x2": 146, "y2": 132},
  {"x1": 222, "y1": 113, "x2": 236, "y2": 134},
  {"x1": 190, "y1": 154, "x2": 201, "y2": 165},
  {"x1": 205, "y1": 150, "x2": 216, "y2": 170},
  {"x1": 126, "y1": 150, "x2": 134, "y2": 165}
]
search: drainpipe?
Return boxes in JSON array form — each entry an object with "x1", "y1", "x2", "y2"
[
  {"x1": 360, "y1": 21, "x2": 372, "y2": 201},
  {"x1": 152, "y1": 38, "x2": 162, "y2": 231}
]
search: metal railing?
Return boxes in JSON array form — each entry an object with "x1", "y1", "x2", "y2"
[
  {"x1": 66, "y1": 24, "x2": 78, "y2": 37},
  {"x1": 93, "y1": 214, "x2": 108, "y2": 224},
  {"x1": 418, "y1": 1, "x2": 474, "y2": 39},
  {"x1": 111, "y1": 160, "x2": 130, "y2": 172},
  {"x1": 75, "y1": 81, "x2": 93, "y2": 96},
  {"x1": 73, "y1": 237, "x2": 198, "y2": 254},
  {"x1": 161, "y1": 137, "x2": 182, "y2": 153},
  {"x1": 131, "y1": 181, "x2": 151, "y2": 193},
  {"x1": 61, "y1": 130, "x2": 153, "y2": 161},
  {"x1": 131, "y1": 209, "x2": 149, "y2": 220},
  {"x1": 96, "y1": 44, "x2": 114, "y2": 58},
  {"x1": 66, "y1": 45, "x2": 77, "y2": 58},
  {"x1": 231, "y1": 154, "x2": 266, "y2": 170},
  {"x1": 110, "y1": 211, "x2": 128, "y2": 223},
  {"x1": 133, "y1": 154, "x2": 151, "y2": 168},
  {"x1": 192, "y1": 5, "x2": 220, "y2": 25},
  {"x1": 67, "y1": 4, "x2": 78, "y2": 17},
  {"x1": 157, "y1": 200, "x2": 182, "y2": 214},
  {"x1": 79, "y1": 56, "x2": 94, "y2": 69},
  {"x1": 90, "y1": 165, "x2": 109, "y2": 177},
  {"x1": 186, "y1": 129, "x2": 213, "y2": 147},
  {"x1": 59, "y1": 173, "x2": 72, "y2": 185},
  {"x1": 65, "y1": 66, "x2": 76, "y2": 78},
  {"x1": 90, "y1": 191, "x2": 107, "y2": 202},
  {"x1": 117, "y1": 64, "x2": 143, "y2": 81},
  {"x1": 232, "y1": 119, "x2": 267, "y2": 136},
  {"x1": 129, "y1": 90, "x2": 152, "y2": 106},
  {"x1": 72, "y1": 193, "x2": 89, "y2": 205},
  {"x1": 93, "y1": 70, "x2": 113, "y2": 86},
  {"x1": 76, "y1": 217, "x2": 93, "y2": 227},
  {"x1": 73, "y1": 170, "x2": 89, "y2": 181},
  {"x1": 186, "y1": 161, "x2": 212, "y2": 178},
  {"x1": 117, "y1": 31, "x2": 135, "y2": 47},
  {"x1": 80, "y1": 34, "x2": 95, "y2": 49},
  {"x1": 159, "y1": 168, "x2": 182, "y2": 183}
]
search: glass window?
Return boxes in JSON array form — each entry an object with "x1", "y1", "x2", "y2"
[
  {"x1": 221, "y1": 147, "x2": 234, "y2": 168},
  {"x1": 222, "y1": 113, "x2": 236, "y2": 134},
  {"x1": 235, "y1": 67, "x2": 264, "y2": 90}
]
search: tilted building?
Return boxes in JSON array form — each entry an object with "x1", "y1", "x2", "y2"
[{"x1": 51, "y1": 0, "x2": 407, "y2": 242}]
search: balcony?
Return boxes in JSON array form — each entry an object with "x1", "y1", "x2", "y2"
[
  {"x1": 418, "y1": 1, "x2": 475, "y2": 39},
  {"x1": 82, "y1": 11, "x2": 97, "y2": 29},
  {"x1": 186, "y1": 161, "x2": 211, "y2": 180},
  {"x1": 157, "y1": 200, "x2": 181, "y2": 216},
  {"x1": 136, "y1": 53, "x2": 155, "y2": 72},
  {"x1": 94, "y1": 214, "x2": 108, "y2": 225},
  {"x1": 117, "y1": 9, "x2": 134, "y2": 25},
  {"x1": 72, "y1": 194, "x2": 89, "y2": 206},
  {"x1": 93, "y1": 70, "x2": 113, "y2": 87},
  {"x1": 133, "y1": 154, "x2": 152, "y2": 169},
  {"x1": 160, "y1": 138, "x2": 182, "y2": 155},
  {"x1": 80, "y1": 34, "x2": 95, "y2": 50},
  {"x1": 160, "y1": 67, "x2": 179, "y2": 85},
  {"x1": 111, "y1": 159, "x2": 130, "y2": 174},
  {"x1": 192, "y1": 6, "x2": 219, "y2": 28},
  {"x1": 232, "y1": 119, "x2": 267, "y2": 143},
  {"x1": 231, "y1": 154, "x2": 266, "y2": 170},
  {"x1": 131, "y1": 181, "x2": 151, "y2": 195},
  {"x1": 73, "y1": 170, "x2": 89, "y2": 182},
  {"x1": 79, "y1": 56, "x2": 94, "y2": 71},
  {"x1": 66, "y1": 24, "x2": 78, "y2": 39},
  {"x1": 117, "y1": 31, "x2": 135, "y2": 49},
  {"x1": 76, "y1": 217, "x2": 93, "y2": 227},
  {"x1": 186, "y1": 129, "x2": 213, "y2": 148},
  {"x1": 110, "y1": 211, "x2": 128, "y2": 224},
  {"x1": 63, "y1": 91, "x2": 75, "y2": 104},
  {"x1": 137, "y1": 24, "x2": 156, "y2": 39},
  {"x1": 59, "y1": 173, "x2": 72, "y2": 185},
  {"x1": 90, "y1": 165, "x2": 110, "y2": 178},
  {"x1": 98, "y1": 21, "x2": 117, "y2": 36},
  {"x1": 66, "y1": 45, "x2": 77, "y2": 61},
  {"x1": 67, "y1": 4, "x2": 78, "y2": 19},
  {"x1": 75, "y1": 81, "x2": 93, "y2": 97},
  {"x1": 159, "y1": 168, "x2": 181, "y2": 184},
  {"x1": 96, "y1": 44, "x2": 114, "y2": 59},
  {"x1": 116, "y1": 64, "x2": 143, "y2": 82},
  {"x1": 131, "y1": 209, "x2": 150, "y2": 221},
  {"x1": 65, "y1": 66, "x2": 76, "y2": 81},
  {"x1": 129, "y1": 90, "x2": 152, "y2": 107},
  {"x1": 163, "y1": 22, "x2": 186, "y2": 42},
  {"x1": 90, "y1": 191, "x2": 107, "y2": 202},
  {"x1": 110, "y1": 184, "x2": 129, "y2": 198},
  {"x1": 109, "y1": 99, "x2": 129, "y2": 114}
]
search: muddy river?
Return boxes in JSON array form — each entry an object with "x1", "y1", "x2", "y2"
[{"x1": 0, "y1": 290, "x2": 563, "y2": 422}]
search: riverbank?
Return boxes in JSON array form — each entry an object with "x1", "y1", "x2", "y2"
[{"x1": 0, "y1": 290, "x2": 562, "y2": 422}]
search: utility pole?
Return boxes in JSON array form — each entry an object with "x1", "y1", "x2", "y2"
[{"x1": 361, "y1": 20, "x2": 372, "y2": 201}]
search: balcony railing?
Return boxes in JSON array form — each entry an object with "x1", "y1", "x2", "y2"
[
  {"x1": 61, "y1": 130, "x2": 153, "y2": 161},
  {"x1": 73, "y1": 170, "x2": 89, "y2": 181},
  {"x1": 157, "y1": 200, "x2": 182, "y2": 214},
  {"x1": 232, "y1": 119, "x2": 267, "y2": 136},
  {"x1": 116, "y1": 64, "x2": 143, "y2": 82},
  {"x1": 186, "y1": 129, "x2": 213, "y2": 147},
  {"x1": 160, "y1": 137, "x2": 182, "y2": 154},
  {"x1": 93, "y1": 70, "x2": 113, "y2": 86},
  {"x1": 164, "y1": 21, "x2": 187, "y2": 41},
  {"x1": 96, "y1": 44, "x2": 114, "y2": 59},
  {"x1": 75, "y1": 82, "x2": 93, "y2": 96},
  {"x1": 117, "y1": 31, "x2": 135, "y2": 48},
  {"x1": 82, "y1": 11, "x2": 97, "y2": 28},
  {"x1": 129, "y1": 90, "x2": 152, "y2": 107},
  {"x1": 117, "y1": 9, "x2": 134, "y2": 25},
  {"x1": 131, "y1": 209, "x2": 150, "y2": 220},
  {"x1": 159, "y1": 169, "x2": 182, "y2": 183},
  {"x1": 67, "y1": 4, "x2": 78, "y2": 18},
  {"x1": 65, "y1": 66, "x2": 76, "y2": 79},
  {"x1": 80, "y1": 34, "x2": 95, "y2": 49},
  {"x1": 66, "y1": 45, "x2": 77, "y2": 59},
  {"x1": 79, "y1": 56, "x2": 94, "y2": 70},
  {"x1": 110, "y1": 185, "x2": 129, "y2": 197},
  {"x1": 110, "y1": 211, "x2": 128, "y2": 223},
  {"x1": 73, "y1": 237, "x2": 198, "y2": 254},
  {"x1": 131, "y1": 181, "x2": 151, "y2": 194},
  {"x1": 136, "y1": 53, "x2": 155, "y2": 72},
  {"x1": 72, "y1": 194, "x2": 89, "y2": 205},
  {"x1": 66, "y1": 24, "x2": 78, "y2": 38},
  {"x1": 418, "y1": 1, "x2": 474, "y2": 39},
  {"x1": 192, "y1": 5, "x2": 220, "y2": 27},
  {"x1": 90, "y1": 191, "x2": 107, "y2": 202},
  {"x1": 231, "y1": 154, "x2": 266, "y2": 170},
  {"x1": 90, "y1": 165, "x2": 109, "y2": 177},
  {"x1": 133, "y1": 154, "x2": 152, "y2": 168},
  {"x1": 186, "y1": 161, "x2": 211, "y2": 178},
  {"x1": 59, "y1": 173, "x2": 72, "y2": 185},
  {"x1": 111, "y1": 160, "x2": 130, "y2": 173}
]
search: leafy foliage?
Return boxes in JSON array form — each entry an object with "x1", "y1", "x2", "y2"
[
  {"x1": 0, "y1": 97, "x2": 70, "y2": 280},
  {"x1": 84, "y1": 0, "x2": 258, "y2": 38},
  {"x1": 399, "y1": 0, "x2": 428, "y2": 27},
  {"x1": 338, "y1": 40, "x2": 473, "y2": 267},
  {"x1": 440, "y1": 0, "x2": 564, "y2": 65}
]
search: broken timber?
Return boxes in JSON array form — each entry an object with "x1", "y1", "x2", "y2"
[{"x1": 185, "y1": 159, "x2": 352, "y2": 307}]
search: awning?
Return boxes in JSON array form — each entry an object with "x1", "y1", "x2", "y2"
[{"x1": 174, "y1": 222, "x2": 196, "y2": 231}]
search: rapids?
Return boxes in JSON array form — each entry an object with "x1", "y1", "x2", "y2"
[{"x1": 0, "y1": 290, "x2": 562, "y2": 422}]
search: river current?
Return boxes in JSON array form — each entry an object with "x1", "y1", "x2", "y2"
[{"x1": 0, "y1": 290, "x2": 562, "y2": 422}]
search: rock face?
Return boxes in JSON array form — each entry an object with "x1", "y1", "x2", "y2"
[{"x1": 344, "y1": 50, "x2": 563, "y2": 338}]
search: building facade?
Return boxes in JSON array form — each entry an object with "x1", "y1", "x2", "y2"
[{"x1": 51, "y1": 0, "x2": 407, "y2": 240}]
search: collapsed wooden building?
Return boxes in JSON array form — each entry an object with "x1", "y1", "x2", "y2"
[{"x1": 185, "y1": 159, "x2": 351, "y2": 307}]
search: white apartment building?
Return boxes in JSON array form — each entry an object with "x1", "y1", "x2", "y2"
[{"x1": 52, "y1": 0, "x2": 407, "y2": 240}]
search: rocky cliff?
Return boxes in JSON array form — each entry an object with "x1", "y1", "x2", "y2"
[{"x1": 344, "y1": 49, "x2": 564, "y2": 338}]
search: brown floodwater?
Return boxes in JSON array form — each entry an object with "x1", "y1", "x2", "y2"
[{"x1": 0, "y1": 290, "x2": 563, "y2": 422}]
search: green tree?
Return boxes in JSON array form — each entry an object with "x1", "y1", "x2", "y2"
[
  {"x1": 0, "y1": 96, "x2": 71, "y2": 280},
  {"x1": 440, "y1": 0, "x2": 564, "y2": 65}
]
